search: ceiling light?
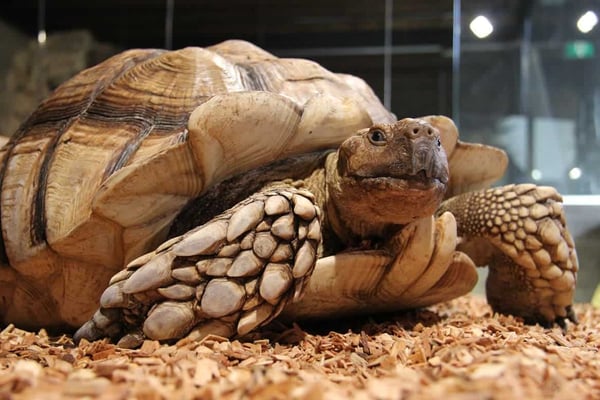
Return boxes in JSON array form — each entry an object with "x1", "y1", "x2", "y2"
[
  {"x1": 37, "y1": 30, "x2": 47, "y2": 45},
  {"x1": 568, "y1": 167, "x2": 582, "y2": 180},
  {"x1": 577, "y1": 11, "x2": 598, "y2": 33},
  {"x1": 531, "y1": 169, "x2": 543, "y2": 181},
  {"x1": 469, "y1": 15, "x2": 494, "y2": 39}
]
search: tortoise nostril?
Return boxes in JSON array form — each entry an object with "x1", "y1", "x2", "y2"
[{"x1": 398, "y1": 119, "x2": 437, "y2": 140}]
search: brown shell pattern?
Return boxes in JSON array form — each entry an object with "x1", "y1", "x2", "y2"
[{"x1": 0, "y1": 40, "x2": 391, "y2": 330}]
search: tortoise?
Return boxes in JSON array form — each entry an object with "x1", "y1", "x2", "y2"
[{"x1": 0, "y1": 40, "x2": 578, "y2": 346}]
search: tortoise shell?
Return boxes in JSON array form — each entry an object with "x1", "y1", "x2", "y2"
[{"x1": 0, "y1": 40, "x2": 505, "y2": 330}]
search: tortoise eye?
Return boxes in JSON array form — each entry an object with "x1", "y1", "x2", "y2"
[
  {"x1": 368, "y1": 129, "x2": 387, "y2": 145},
  {"x1": 437, "y1": 138, "x2": 442, "y2": 148}
]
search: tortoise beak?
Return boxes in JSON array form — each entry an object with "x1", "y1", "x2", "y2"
[{"x1": 402, "y1": 135, "x2": 449, "y2": 186}]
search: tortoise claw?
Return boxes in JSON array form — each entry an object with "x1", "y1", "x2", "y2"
[
  {"x1": 75, "y1": 187, "x2": 322, "y2": 345},
  {"x1": 73, "y1": 308, "x2": 123, "y2": 343},
  {"x1": 554, "y1": 304, "x2": 578, "y2": 330},
  {"x1": 566, "y1": 304, "x2": 578, "y2": 324},
  {"x1": 526, "y1": 306, "x2": 576, "y2": 331},
  {"x1": 555, "y1": 316, "x2": 568, "y2": 331}
]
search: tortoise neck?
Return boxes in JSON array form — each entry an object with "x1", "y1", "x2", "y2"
[{"x1": 322, "y1": 152, "x2": 399, "y2": 247}]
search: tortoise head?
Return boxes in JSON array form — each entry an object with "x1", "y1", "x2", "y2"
[{"x1": 328, "y1": 118, "x2": 449, "y2": 236}]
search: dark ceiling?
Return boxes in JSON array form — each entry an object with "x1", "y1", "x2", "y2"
[
  {"x1": 0, "y1": 0, "x2": 528, "y2": 117},
  {"x1": 1, "y1": 0, "x2": 595, "y2": 120},
  {"x1": 0, "y1": 0, "x2": 538, "y2": 51}
]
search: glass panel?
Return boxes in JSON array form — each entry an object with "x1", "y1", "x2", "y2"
[
  {"x1": 458, "y1": 0, "x2": 600, "y2": 195},
  {"x1": 458, "y1": 0, "x2": 600, "y2": 301}
]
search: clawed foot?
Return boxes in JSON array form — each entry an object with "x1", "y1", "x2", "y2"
[
  {"x1": 74, "y1": 187, "x2": 322, "y2": 346},
  {"x1": 440, "y1": 183, "x2": 578, "y2": 328}
]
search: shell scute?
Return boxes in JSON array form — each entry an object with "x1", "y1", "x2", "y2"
[{"x1": 0, "y1": 40, "x2": 392, "y2": 329}]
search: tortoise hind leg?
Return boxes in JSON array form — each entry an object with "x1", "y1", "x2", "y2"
[
  {"x1": 74, "y1": 186, "x2": 322, "y2": 346},
  {"x1": 438, "y1": 183, "x2": 578, "y2": 327}
]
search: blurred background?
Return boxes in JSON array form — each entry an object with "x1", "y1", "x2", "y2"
[{"x1": 0, "y1": 0, "x2": 599, "y2": 301}]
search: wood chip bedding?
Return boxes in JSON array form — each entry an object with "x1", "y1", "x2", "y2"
[{"x1": 1, "y1": 295, "x2": 598, "y2": 399}]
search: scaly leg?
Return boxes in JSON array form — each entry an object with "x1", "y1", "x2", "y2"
[
  {"x1": 74, "y1": 187, "x2": 321, "y2": 346},
  {"x1": 375, "y1": 212, "x2": 478, "y2": 309},
  {"x1": 438, "y1": 183, "x2": 578, "y2": 327},
  {"x1": 283, "y1": 213, "x2": 478, "y2": 320}
]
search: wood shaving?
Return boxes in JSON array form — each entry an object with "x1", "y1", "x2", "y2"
[{"x1": 1, "y1": 295, "x2": 598, "y2": 399}]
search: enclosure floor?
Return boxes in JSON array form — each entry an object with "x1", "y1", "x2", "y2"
[{"x1": 1, "y1": 294, "x2": 598, "y2": 399}]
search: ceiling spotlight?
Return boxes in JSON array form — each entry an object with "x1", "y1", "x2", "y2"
[
  {"x1": 531, "y1": 169, "x2": 543, "y2": 181},
  {"x1": 577, "y1": 11, "x2": 598, "y2": 33},
  {"x1": 568, "y1": 167, "x2": 582, "y2": 180},
  {"x1": 37, "y1": 30, "x2": 47, "y2": 45},
  {"x1": 470, "y1": 15, "x2": 494, "y2": 39}
]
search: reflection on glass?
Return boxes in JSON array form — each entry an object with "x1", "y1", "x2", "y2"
[
  {"x1": 458, "y1": 0, "x2": 599, "y2": 195},
  {"x1": 459, "y1": 0, "x2": 600, "y2": 302}
]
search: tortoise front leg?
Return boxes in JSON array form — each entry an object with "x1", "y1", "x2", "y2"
[
  {"x1": 280, "y1": 250, "x2": 393, "y2": 320},
  {"x1": 74, "y1": 186, "x2": 321, "y2": 347},
  {"x1": 438, "y1": 183, "x2": 578, "y2": 327},
  {"x1": 376, "y1": 212, "x2": 478, "y2": 308},
  {"x1": 283, "y1": 213, "x2": 478, "y2": 320}
]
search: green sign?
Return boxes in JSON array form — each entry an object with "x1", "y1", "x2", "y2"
[{"x1": 564, "y1": 40, "x2": 595, "y2": 59}]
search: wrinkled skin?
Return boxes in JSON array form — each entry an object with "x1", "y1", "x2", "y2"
[{"x1": 327, "y1": 119, "x2": 449, "y2": 239}]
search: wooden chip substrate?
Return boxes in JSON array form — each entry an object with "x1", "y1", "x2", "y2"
[{"x1": 1, "y1": 295, "x2": 599, "y2": 399}]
